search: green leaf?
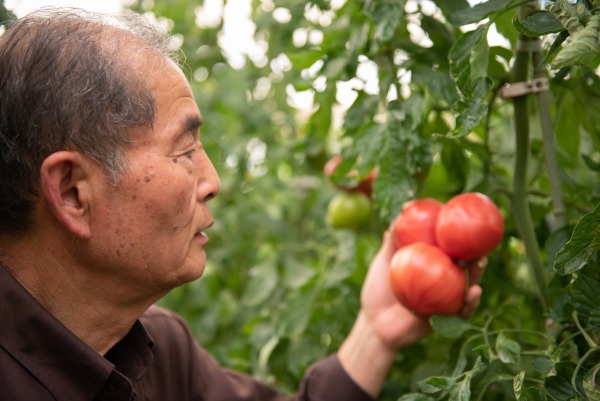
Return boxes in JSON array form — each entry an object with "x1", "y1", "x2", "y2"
[
  {"x1": 552, "y1": 14, "x2": 600, "y2": 68},
  {"x1": 554, "y1": 202, "x2": 600, "y2": 275},
  {"x1": 343, "y1": 93, "x2": 379, "y2": 131},
  {"x1": 412, "y1": 67, "x2": 460, "y2": 108},
  {"x1": 287, "y1": 49, "x2": 324, "y2": 70},
  {"x1": 449, "y1": 24, "x2": 490, "y2": 95},
  {"x1": 513, "y1": 11, "x2": 564, "y2": 37},
  {"x1": 430, "y1": 316, "x2": 476, "y2": 338},
  {"x1": 472, "y1": 345, "x2": 493, "y2": 365},
  {"x1": 372, "y1": 0, "x2": 405, "y2": 42},
  {"x1": 545, "y1": 362, "x2": 577, "y2": 401},
  {"x1": 583, "y1": 153, "x2": 600, "y2": 171},
  {"x1": 544, "y1": 30, "x2": 571, "y2": 64},
  {"x1": 567, "y1": 274, "x2": 600, "y2": 328},
  {"x1": 397, "y1": 394, "x2": 434, "y2": 401},
  {"x1": 513, "y1": 370, "x2": 525, "y2": 400},
  {"x1": 520, "y1": 387, "x2": 547, "y2": 401},
  {"x1": 448, "y1": 374, "x2": 472, "y2": 401},
  {"x1": 583, "y1": 363, "x2": 600, "y2": 401},
  {"x1": 451, "y1": 77, "x2": 493, "y2": 137},
  {"x1": 547, "y1": 0, "x2": 588, "y2": 35},
  {"x1": 0, "y1": 0, "x2": 15, "y2": 26},
  {"x1": 324, "y1": 56, "x2": 349, "y2": 79},
  {"x1": 443, "y1": 0, "x2": 514, "y2": 26},
  {"x1": 241, "y1": 263, "x2": 279, "y2": 306},
  {"x1": 419, "y1": 376, "x2": 457, "y2": 394},
  {"x1": 496, "y1": 333, "x2": 521, "y2": 365}
]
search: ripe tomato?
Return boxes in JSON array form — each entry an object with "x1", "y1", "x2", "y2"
[
  {"x1": 435, "y1": 192, "x2": 504, "y2": 261},
  {"x1": 326, "y1": 192, "x2": 372, "y2": 231},
  {"x1": 393, "y1": 198, "x2": 444, "y2": 247},
  {"x1": 323, "y1": 155, "x2": 378, "y2": 199},
  {"x1": 389, "y1": 242, "x2": 466, "y2": 316}
]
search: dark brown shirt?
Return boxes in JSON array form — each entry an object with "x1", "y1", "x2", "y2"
[{"x1": 0, "y1": 264, "x2": 374, "y2": 401}]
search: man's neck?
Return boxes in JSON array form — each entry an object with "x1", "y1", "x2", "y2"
[{"x1": 0, "y1": 235, "x2": 162, "y2": 355}]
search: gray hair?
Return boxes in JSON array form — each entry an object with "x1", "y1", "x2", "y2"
[{"x1": 0, "y1": 7, "x2": 178, "y2": 234}]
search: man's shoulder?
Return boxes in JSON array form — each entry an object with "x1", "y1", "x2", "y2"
[
  {"x1": 141, "y1": 304, "x2": 182, "y2": 321},
  {"x1": 139, "y1": 305, "x2": 194, "y2": 346}
]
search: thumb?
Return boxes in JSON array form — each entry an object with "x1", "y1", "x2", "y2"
[{"x1": 372, "y1": 229, "x2": 397, "y2": 268}]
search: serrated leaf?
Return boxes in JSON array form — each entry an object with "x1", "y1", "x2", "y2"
[
  {"x1": 451, "y1": 77, "x2": 492, "y2": 137},
  {"x1": 513, "y1": 11, "x2": 564, "y2": 37},
  {"x1": 412, "y1": 67, "x2": 460, "y2": 107},
  {"x1": 544, "y1": 30, "x2": 570, "y2": 65},
  {"x1": 514, "y1": 370, "x2": 525, "y2": 400},
  {"x1": 520, "y1": 387, "x2": 547, "y2": 401},
  {"x1": 241, "y1": 263, "x2": 279, "y2": 306},
  {"x1": 553, "y1": 14, "x2": 600, "y2": 68},
  {"x1": 430, "y1": 315, "x2": 475, "y2": 338},
  {"x1": 419, "y1": 376, "x2": 457, "y2": 394},
  {"x1": 343, "y1": 93, "x2": 379, "y2": 131},
  {"x1": 547, "y1": 1, "x2": 586, "y2": 35},
  {"x1": 372, "y1": 1, "x2": 404, "y2": 42},
  {"x1": 445, "y1": 0, "x2": 514, "y2": 26},
  {"x1": 371, "y1": 111, "x2": 432, "y2": 221},
  {"x1": 546, "y1": 362, "x2": 577, "y2": 401},
  {"x1": 554, "y1": 202, "x2": 600, "y2": 275},
  {"x1": 472, "y1": 345, "x2": 493, "y2": 365},
  {"x1": 567, "y1": 274, "x2": 600, "y2": 328},
  {"x1": 448, "y1": 374, "x2": 472, "y2": 401},
  {"x1": 449, "y1": 24, "x2": 490, "y2": 94},
  {"x1": 496, "y1": 333, "x2": 522, "y2": 364}
]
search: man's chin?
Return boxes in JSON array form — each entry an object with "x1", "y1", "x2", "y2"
[{"x1": 175, "y1": 254, "x2": 207, "y2": 285}]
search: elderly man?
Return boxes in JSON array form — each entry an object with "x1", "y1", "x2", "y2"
[{"x1": 0, "y1": 7, "x2": 482, "y2": 401}]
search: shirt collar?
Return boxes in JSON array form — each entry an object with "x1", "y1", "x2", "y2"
[{"x1": 0, "y1": 261, "x2": 154, "y2": 400}]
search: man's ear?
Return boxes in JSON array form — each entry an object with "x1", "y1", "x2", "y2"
[{"x1": 40, "y1": 151, "x2": 95, "y2": 239}]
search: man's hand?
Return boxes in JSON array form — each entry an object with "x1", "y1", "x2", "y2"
[{"x1": 338, "y1": 229, "x2": 484, "y2": 397}]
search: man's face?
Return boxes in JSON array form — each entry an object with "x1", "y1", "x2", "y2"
[{"x1": 88, "y1": 57, "x2": 220, "y2": 295}]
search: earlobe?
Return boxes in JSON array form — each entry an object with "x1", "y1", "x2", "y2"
[{"x1": 40, "y1": 151, "x2": 92, "y2": 239}]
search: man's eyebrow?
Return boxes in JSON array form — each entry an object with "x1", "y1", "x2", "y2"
[
  {"x1": 171, "y1": 116, "x2": 203, "y2": 147},
  {"x1": 183, "y1": 116, "x2": 203, "y2": 133}
]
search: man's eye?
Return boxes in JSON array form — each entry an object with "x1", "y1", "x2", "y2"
[{"x1": 181, "y1": 148, "x2": 195, "y2": 159}]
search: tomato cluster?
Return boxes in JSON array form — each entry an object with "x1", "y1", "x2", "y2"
[
  {"x1": 324, "y1": 155, "x2": 377, "y2": 231},
  {"x1": 389, "y1": 192, "x2": 504, "y2": 316}
]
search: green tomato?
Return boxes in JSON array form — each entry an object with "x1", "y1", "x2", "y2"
[{"x1": 326, "y1": 192, "x2": 372, "y2": 231}]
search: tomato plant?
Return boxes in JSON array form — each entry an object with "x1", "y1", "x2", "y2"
[
  {"x1": 324, "y1": 155, "x2": 377, "y2": 199},
  {"x1": 436, "y1": 192, "x2": 504, "y2": 261},
  {"x1": 326, "y1": 192, "x2": 372, "y2": 231},
  {"x1": 117, "y1": 0, "x2": 600, "y2": 398},
  {"x1": 393, "y1": 198, "x2": 444, "y2": 247},
  {"x1": 389, "y1": 242, "x2": 466, "y2": 316}
]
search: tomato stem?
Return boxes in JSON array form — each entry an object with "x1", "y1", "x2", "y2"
[
  {"x1": 573, "y1": 311, "x2": 598, "y2": 349},
  {"x1": 508, "y1": 4, "x2": 549, "y2": 312},
  {"x1": 531, "y1": 41, "x2": 568, "y2": 230}
]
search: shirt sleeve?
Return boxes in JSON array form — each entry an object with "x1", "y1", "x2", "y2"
[{"x1": 141, "y1": 306, "x2": 375, "y2": 401}]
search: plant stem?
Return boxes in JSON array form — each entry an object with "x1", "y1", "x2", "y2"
[
  {"x1": 531, "y1": 41, "x2": 568, "y2": 230},
  {"x1": 573, "y1": 311, "x2": 598, "y2": 349},
  {"x1": 509, "y1": 3, "x2": 549, "y2": 312}
]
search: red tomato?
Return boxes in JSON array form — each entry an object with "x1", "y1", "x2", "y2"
[
  {"x1": 389, "y1": 242, "x2": 466, "y2": 316},
  {"x1": 323, "y1": 155, "x2": 378, "y2": 199},
  {"x1": 435, "y1": 192, "x2": 504, "y2": 261},
  {"x1": 393, "y1": 198, "x2": 444, "y2": 247}
]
